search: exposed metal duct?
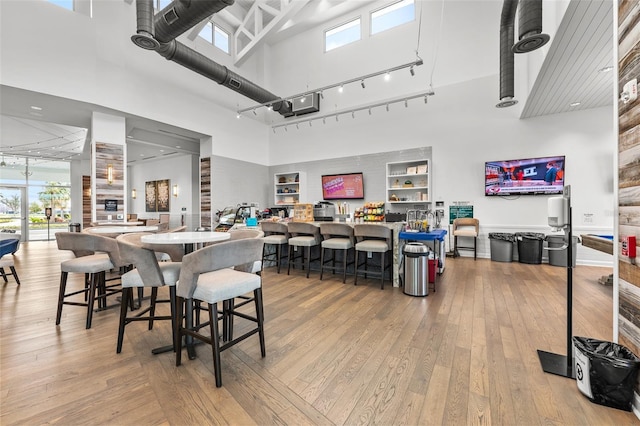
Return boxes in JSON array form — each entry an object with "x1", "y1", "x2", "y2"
[
  {"x1": 131, "y1": 0, "x2": 294, "y2": 117},
  {"x1": 153, "y1": 0, "x2": 233, "y2": 44},
  {"x1": 513, "y1": 0, "x2": 550, "y2": 53},
  {"x1": 496, "y1": 0, "x2": 519, "y2": 108}
]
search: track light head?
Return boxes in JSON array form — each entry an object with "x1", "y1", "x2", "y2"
[
  {"x1": 386, "y1": 104, "x2": 389, "y2": 112},
  {"x1": 410, "y1": 66, "x2": 415, "y2": 76},
  {"x1": 360, "y1": 80, "x2": 365, "y2": 89},
  {"x1": 339, "y1": 85, "x2": 344, "y2": 93}
]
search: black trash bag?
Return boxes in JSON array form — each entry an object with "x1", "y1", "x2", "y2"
[
  {"x1": 488, "y1": 233, "x2": 516, "y2": 242},
  {"x1": 515, "y1": 232, "x2": 546, "y2": 240},
  {"x1": 573, "y1": 336, "x2": 640, "y2": 411}
]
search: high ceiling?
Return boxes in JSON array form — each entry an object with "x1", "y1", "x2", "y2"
[{"x1": 0, "y1": 0, "x2": 616, "y2": 166}]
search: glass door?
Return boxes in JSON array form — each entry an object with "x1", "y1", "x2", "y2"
[{"x1": 0, "y1": 186, "x2": 27, "y2": 241}]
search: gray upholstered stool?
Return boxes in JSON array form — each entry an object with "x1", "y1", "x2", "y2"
[
  {"x1": 116, "y1": 233, "x2": 181, "y2": 354},
  {"x1": 353, "y1": 224, "x2": 393, "y2": 289},
  {"x1": 55, "y1": 232, "x2": 124, "y2": 329},
  {"x1": 319, "y1": 222, "x2": 355, "y2": 283},
  {"x1": 261, "y1": 221, "x2": 289, "y2": 273},
  {"x1": 175, "y1": 238, "x2": 265, "y2": 388},
  {"x1": 287, "y1": 222, "x2": 322, "y2": 278}
]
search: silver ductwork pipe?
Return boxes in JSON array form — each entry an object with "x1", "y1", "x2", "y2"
[
  {"x1": 497, "y1": 0, "x2": 518, "y2": 108},
  {"x1": 513, "y1": 0, "x2": 550, "y2": 53},
  {"x1": 156, "y1": 40, "x2": 293, "y2": 115},
  {"x1": 154, "y1": 0, "x2": 233, "y2": 43},
  {"x1": 131, "y1": 0, "x2": 293, "y2": 117}
]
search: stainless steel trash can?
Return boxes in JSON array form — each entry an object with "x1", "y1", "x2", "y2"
[{"x1": 403, "y1": 242, "x2": 429, "y2": 296}]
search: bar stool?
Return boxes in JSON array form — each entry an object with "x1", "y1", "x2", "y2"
[
  {"x1": 287, "y1": 222, "x2": 322, "y2": 278},
  {"x1": 453, "y1": 218, "x2": 479, "y2": 259},
  {"x1": 353, "y1": 224, "x2": 393, "y2": 289},
  {"x1": 319, "y1": 222, "x2": 355, "y2": 283},
  {"x1": 115, "y1": 233, "x2": 181, "y2": 354},
  {"x1": 55, "y1": 232, "x2": 125, "y2": 329},
  {"x1": 174, "y1": 238, "x2": 265, "y2": 387},
  {"x1": 261, "y1": 221, "x2": 289, "y2": 273}
]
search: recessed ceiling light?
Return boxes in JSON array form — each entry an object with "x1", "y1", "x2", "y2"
[
  {"x1": 176, "y1": 145, "x2": 181, "y2": 149},
  {"x1": 598, "y1": 66, "x2": 613, "y2": 73},
  {"x1": 159, "y1": 149, "x2": 164, "y2": 152},
  {"x1": 569, "y1": 102, "x2": 581, "y2": 107},
  {"x1": 30, "y1": 106, "x2": 42, "y2": 111}
]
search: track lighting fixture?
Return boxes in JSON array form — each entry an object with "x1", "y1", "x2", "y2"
[
  {"x1": 237, "y1": 59, "x2": 424, "y2": 115},
  {"x1": 410, "y1": 66, "x2": 415, "y2": 76},
  {"x1": 252, "y1": 109, "x2": 257, "y2": 116},
  {"x1": 270, "y1": 89, "x2": 435, "y2": 133},
  {"x1": 296, "y1": 123, "x2": 299, "y2": 129}
]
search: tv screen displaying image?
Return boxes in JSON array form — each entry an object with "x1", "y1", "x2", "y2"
[
  {"x1": 485, "y1": 155, "x2": 565, "y2": 196},
  {"x1": 321, "y1": 172, "x2": 365, "y2": 200}
]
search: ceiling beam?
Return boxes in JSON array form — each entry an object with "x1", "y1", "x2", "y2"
[{"x1": 233, "y1": 0, "x2": 311, "y2": 66}]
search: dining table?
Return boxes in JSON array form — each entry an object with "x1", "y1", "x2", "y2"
[
  {"x1": 85, "y1": 225, "x2": 158, "y2": 235},
  {"x1": 140, "y1": 231, "x2": 231, "y2": 358}
]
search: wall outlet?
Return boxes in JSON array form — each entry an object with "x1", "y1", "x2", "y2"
[{"x1": 117, "y1": 214, "x2": 124, "y2": 220}]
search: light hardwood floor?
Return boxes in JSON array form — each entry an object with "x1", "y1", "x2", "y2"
[{"x1": 1, "y1": 240, "x2": 638, "y2": 425}]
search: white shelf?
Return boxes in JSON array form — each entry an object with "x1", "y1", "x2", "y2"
[
  {"x1": 274, "y1": 171, "x2": 305, "y2": 205},
  {"x1": 386, "y1": 159, "x2": 430, "y2": 204}
]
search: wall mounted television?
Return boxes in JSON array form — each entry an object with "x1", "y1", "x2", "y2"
[
  {"x1": 321, "y1": 172, "x2": 365, "y2": 200},
  {"x1": 485, "y1": 155, "x2": 565, "y2": 196}
]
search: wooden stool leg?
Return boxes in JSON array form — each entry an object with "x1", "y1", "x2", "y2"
[
  {"x1": 117, "y1": 287, "x2": 131, "y2": 353},
  {"x1": 209, "y1": 302, "x2": 223, "y2": 388},
  {"x1": 320, "y1": 247, "x2": 326, "y2": 280},
  {"x1": 56, "y1": 272, "x2": 68, "y2": 325},
  {"x1": 175, "y1": 296, "x2": 185, "y2": 366},
  {"x1": 10, "y1": 266, "x2": 20, "y2": 285},
  {"x1": 255, "y1": 288, "x2": 266, "y2": 357}
]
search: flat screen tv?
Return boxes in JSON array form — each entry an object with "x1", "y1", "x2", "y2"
[
  {"x1": 321, "y1": 172, "x2": 365, "y2": 200},
  {"x1": 485, "y1": 155, "x2": 565, "y2": 196}
]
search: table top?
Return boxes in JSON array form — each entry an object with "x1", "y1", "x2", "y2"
[
  {"x1": 141, "y1": 231, "x2": 230, "y2": 245},
  {"x1": 86, "y1": 225, "x2": 158, "y2": 234},
  {"x1": 93, "y1": 221, "x2": 143, "y2": 226},
  {"x1": 399, "y1": 229, "x2": 447, "y2": 241}
]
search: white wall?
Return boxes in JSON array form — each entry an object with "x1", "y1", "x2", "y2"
[
  {"x1": 0, "y1": 0, "x2": 270, "y2": 165},
  {"x1": 268, "y1": 76, "x2": 615, "y2": 264},
  {"x1": 128, "y1": 155, "x2": 195, "y2": 224}
]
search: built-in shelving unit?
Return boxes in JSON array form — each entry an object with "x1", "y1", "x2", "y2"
[
  {"x1": 386, "y1": 160, "x2": 430, "y2": 204},
  {"x1": 274, "y1": 171, "x2": 305, "y2": 205}
]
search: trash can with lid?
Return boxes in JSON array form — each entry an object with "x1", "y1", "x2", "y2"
[
  {"x1": 546, "y1": 234, "x2": 580, "y2": 267},
  {"x1": 573, "y1": 336, "x2": 640, "y2": 411},
  {"x1": 488, "y1": 233, "x2": 516, "y2": 262},
  {"x1": 403, "y1": 242, "x2": 429, "y2": 297},
  {"x1": 515, "y1": 232, "x2": 545, "y2": 264},
  {"x1": 68, "y1": 223, "x2": 81, "y2": 232}
]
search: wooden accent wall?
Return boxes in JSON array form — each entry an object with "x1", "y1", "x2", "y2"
[
  {"x1": 82, "y1": 175, "x2": 91, "y2": 230},
  {"x1": 617, "y1": 1, "x2": 640, "y2": 360},
  {"x1": 200, "y1": 157, "x2": 211, "y2": 228},
  {"x1": 94, "y1": 142, "x2": 124, "y2": 221}
]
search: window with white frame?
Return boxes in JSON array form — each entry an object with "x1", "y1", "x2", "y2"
[
  {"x1": 371, "y1": 0, "x2": 415, "y2": 35},
  {"x1": 325, "y1": 18, "x2": 361, "y2": 52},
  {"x1": 199, "y1": 22, "x2": 230, "y2": 54},
  {"x1": 47, "y1": 0, "x2": 74, "y2": 11},
  {"x1": 156, "y1": 0, "x2": 171, "y2": 10}
]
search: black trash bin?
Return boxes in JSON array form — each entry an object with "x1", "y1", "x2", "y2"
[
  {"x1": 516, "y1": 232, "x2": 545, "y2": 264},
  {"x1": 573, "y1": 336, "x2": 640, "y2": 411},
  {"x1": 488, "y1": 233, "x2": 516, "y2": 262},
  {"x1": 68, "y1": 223, "x2": 81, "y2": 232}
]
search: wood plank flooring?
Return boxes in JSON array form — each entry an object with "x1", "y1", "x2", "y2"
[{"x1": 1, "y1": 240, "x2": 638, "y2": 425}]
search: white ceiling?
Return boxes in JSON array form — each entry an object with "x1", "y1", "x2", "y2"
[{"x1": 0, "y1": 0, "x2": 616, "y2": 165}]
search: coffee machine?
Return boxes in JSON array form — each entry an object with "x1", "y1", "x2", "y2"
[{"x1": 313, "y1": 202, "x2": 335, "y2": 221}]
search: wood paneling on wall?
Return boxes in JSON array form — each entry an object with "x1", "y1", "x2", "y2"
[
  {"x1": 200, "y1": 157, "x2": 211, "y2": 228},
  {"x1": 95, "y1": 142, "x2": 123, "y2": 221},
  {"x1": 82, "y1": 175, "x2": 91, "y2": 230},
  {"x1": 617, "y1": 0, "x2": 640, "y2": 366}
]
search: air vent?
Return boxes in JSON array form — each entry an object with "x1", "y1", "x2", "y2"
[
  {"x1": 292, "y1": 93, "x2": 320, "y2": 116},
  {"x1": 163, "y1": 8, "x2": 179, "y2": 25}
]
